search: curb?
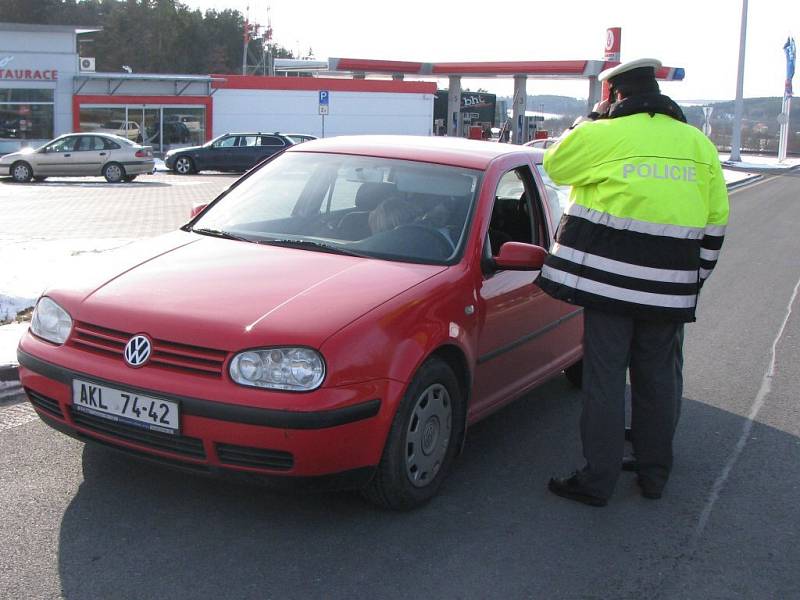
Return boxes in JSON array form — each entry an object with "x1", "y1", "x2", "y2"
[
  {"x1": 726, "y1": 174, "x2": 763, "y2": 191},
  {"x1": 0, "y1": 363, "x2": 24, "y2": 404}
]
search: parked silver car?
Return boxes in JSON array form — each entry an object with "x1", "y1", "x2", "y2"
[{"x1": 0, "y1": 133, "x2": 155, "y2": 183}]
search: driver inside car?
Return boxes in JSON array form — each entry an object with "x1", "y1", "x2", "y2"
[{"x1": 368, "y1": 196, "x2": 420, "y2": 234}]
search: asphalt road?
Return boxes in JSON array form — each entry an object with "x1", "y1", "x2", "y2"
[{"x1": 0, "y1": 171, "x2": 798, "y2": 599}]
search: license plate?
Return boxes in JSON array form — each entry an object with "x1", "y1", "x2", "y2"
[{"x1": 71, "y1": 379, "x2": 180, "y2": 434}]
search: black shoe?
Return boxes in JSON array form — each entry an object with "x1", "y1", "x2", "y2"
[
  {"x1": 548, "y1": 473, "x2": 608, "y2": 507},
  {"x1": 621, "y1": 457, "x2": 639, "y2": 472},
  {"x1": 636, "y1": 476, "x2": 663, "y2": 500}
]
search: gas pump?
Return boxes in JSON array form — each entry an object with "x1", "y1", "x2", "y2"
[{"x1": 522, "y1": 115, "x2": 546, "y2": 143}]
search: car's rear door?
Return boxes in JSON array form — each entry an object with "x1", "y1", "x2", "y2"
[
  {"x1": 73, "y1": 135, "x2": 106, "y2": 175},
  {"x1": 230, "y1": 134, "x2": 259, "y2": 171}
]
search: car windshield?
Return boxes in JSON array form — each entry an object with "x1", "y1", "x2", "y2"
[
  {"x1": 203, "y1": 134, "x2": 229, "y2": 147},
  {"x1": 192, "y1": 152, "x2": 480, "y2": 265}
]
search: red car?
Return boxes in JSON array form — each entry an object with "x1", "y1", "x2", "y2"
[{"x1": 17, "y1": 136, "x2": 582, "y2": 510}]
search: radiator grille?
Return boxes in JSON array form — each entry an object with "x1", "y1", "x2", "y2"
[{"x1": 70, "y1": 321, "x2": 228, "y2": 378}]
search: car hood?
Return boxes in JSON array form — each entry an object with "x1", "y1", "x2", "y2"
[
  {"x1": 50, "y1": 231, "x2": 446, "y2": 351},
  {"x1": 1, "y1": 147, "x2": 35, "y2": 160},
  {"x1": 168, "y1": 144, "x2": 203, "y2": 156}
]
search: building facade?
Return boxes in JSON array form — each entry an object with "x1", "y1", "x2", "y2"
[{"x1": 0, "y1": 22, "x2": 436, "y2": 156}]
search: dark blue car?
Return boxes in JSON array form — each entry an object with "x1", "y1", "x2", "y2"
[{"x1": 164, "y1": 132, "x2": 294, "y2": 174}]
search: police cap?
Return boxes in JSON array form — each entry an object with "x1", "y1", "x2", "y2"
[{"x1": 598, "y1": 58, "x2": 662, "y2": 85}]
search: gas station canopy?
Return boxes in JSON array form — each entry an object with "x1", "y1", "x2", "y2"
[
  {"x1": 327, "y1": 58, "x2": 685, "y2": 81},
  {"x1": 327, "y1": 57, "x2": 684, "y2": 143}
]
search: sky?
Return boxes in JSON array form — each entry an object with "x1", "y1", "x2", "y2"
[{"x1": 179, "y1": 0, "x2": 798, "y2": 102}]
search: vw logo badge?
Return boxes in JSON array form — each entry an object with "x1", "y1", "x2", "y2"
[{"x1": 124, "y1": 335, "x2": 152, "y2": 368}]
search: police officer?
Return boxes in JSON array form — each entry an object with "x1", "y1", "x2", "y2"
[{"x1": 540, "y1": 58, "x2": 729, "y2": 506}]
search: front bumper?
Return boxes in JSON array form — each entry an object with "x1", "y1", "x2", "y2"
[{"x1": 18, "y1": 342, "x2": 399, "y2": 486}]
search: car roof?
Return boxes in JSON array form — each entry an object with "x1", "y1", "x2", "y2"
[
  {"x1": 288, "y1": 135, "x2": 544, "y2": 169},
  {"x1": 221, "y1": 132, "x2": 290, "y2": 136}
]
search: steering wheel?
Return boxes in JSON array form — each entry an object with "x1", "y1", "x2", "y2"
[{"x1": 392, "y1": 224, "x2": 455, "y2": 259}]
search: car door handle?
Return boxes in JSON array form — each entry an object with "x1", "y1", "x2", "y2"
[
  {"x1": 64, "y1": 154, "x2": 71, "y2": 157},
  {"x1": 99, "y1": 152, "x2": 106, "y2": 156}
]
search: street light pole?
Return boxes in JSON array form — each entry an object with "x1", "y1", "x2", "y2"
[{"x1": 729, "y1": 0, "x2": 748, "y2": 162}]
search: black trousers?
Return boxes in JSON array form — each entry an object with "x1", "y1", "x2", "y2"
[{"x1": 578, "y1": 308, "x2": 684, "y2": 498}]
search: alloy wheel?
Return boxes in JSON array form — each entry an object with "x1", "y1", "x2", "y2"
[{"x1": 175, "y1": 157, "x2": 193, "y2": 174}]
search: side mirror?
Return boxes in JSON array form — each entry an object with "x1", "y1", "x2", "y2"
[
  {"x1": 493, "y1": 242, "x2": 547, "y2": 271},
  {"x1": 190, "y1": 202, "x2": 209, "y2": 218}
]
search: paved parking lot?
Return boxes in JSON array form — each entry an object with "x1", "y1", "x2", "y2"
[{"x1": 0, "y1": 172, "x2": 237, "y2": 241}]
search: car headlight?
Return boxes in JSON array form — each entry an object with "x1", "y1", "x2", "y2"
[
  {"x1": 229, "y1": 347, "x2": 325, "y2": 391},
  {"x1": 30, "y1": 296, "x2": 73, "y2": 345}
]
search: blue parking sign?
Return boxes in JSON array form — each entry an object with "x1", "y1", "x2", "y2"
[{"x1": 319, "y1": 90, "x2": 329, "y2": 105}]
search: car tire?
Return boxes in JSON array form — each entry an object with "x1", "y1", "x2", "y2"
[
  {"x1": 173, "y1": 156, "x2": 195, "y2": 175},
  {"x1": 362, "y1": 356, "x2": 464, "y2": 510},
  {"x1": 123, "y1": 175, "x2": 138, "y2": 182},
  {"x1": 565, "y1": 360, "x2": 583, "y2": 389},
  {"x1": 11, "y1": 161, "x2": 33, "y2": 183},
  {"x1": 103, "y1": 162, "x2": 126, "y2": 183}
]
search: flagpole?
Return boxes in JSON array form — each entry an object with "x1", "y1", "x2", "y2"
[
  {"x1": 778, "y1": 95, "x2": 792, "y2": 162},
  {"x1": 779, "y1": 37, "x2": 796, "y2": 163},
  {"x1": 729, "y1": 0, "x2": 748, "y2": 163}
]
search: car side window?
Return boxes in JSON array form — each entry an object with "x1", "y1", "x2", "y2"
[
  {"x1": 102, "y1": 137, "x2": 121, "y2": 150},
  {"x1": 215, "y1": 136, "x2": 237, "y2": 148},
  {"x1": 259, "y1": 136, "x2": 286, "y2": 147},
  {"x1": 74, "y1": 136, "x2": 91, "y2": 151},
  {"x1": 79, "y1": 136, "x2": 103, "y2": 151},
  {"x1": 239, "y1": 136, "x2": 258, "y2": 147},
  {"x1": 48, "y1": 137, "x2": 79, "y2": 153},
  {"x1": 486, "y1": 167, "x2": 544, "y2": 257}
]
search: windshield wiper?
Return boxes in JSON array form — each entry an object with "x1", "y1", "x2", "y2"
[
  {"x1": 191, "y1": 227, "x2": 251, "y2": 242},
  {"x1": 261, "y1": 239, "x2": 367, "y2": 257}
]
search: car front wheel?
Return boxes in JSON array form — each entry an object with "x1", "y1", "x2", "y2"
[
  {"x1": 11, "y1": 161, "x2": 32, "y2": 183},
  {"x1": 362, "y1": 357, "x2": 464, "y2": 510},
  {"x1": 103, "y1": 162, "x2": 125, "y2": 183},
  {"x1": 173, "y1": 156, "x2": 195, "y2": 175}
]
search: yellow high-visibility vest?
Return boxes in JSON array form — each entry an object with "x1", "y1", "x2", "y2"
[{"x1": 539, "y1": 112, "x2": 729, "y2": 321}]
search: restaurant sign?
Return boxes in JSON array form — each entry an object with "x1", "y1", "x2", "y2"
[{"x1": 0, "y1": 56, "x2": 58, "y2": 81}]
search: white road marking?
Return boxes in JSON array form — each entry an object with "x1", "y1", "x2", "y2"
[
  {"x1": 0, "y1": 402, "x2": 38, "y2": 432},
  {"x1": 692, "y1": 272, "x2": 800, "y2": 545}
]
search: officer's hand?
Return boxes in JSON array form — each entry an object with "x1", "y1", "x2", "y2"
[{"x1": 592, "y1": 99, "x2": 610, "y2": 115}]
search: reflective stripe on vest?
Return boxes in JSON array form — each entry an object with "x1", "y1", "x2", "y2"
[
  {"x1": 566, "y1": 203, "x2": 705, "y2": 239},
  {"x1": 553, "y1": 243, "x2": 698, "y2": 284},
  {"x1": 540, "y1": 265, "x2": 698, "y2": 308}
]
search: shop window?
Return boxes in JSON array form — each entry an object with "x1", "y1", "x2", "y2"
[
  {"x1": 79, "y1": 105, "x2": 205, "y2": 155},
  {"x1": 163, "y1": 107, "x2": 205, "y2": 147},
  {"x1": 0, "y1": 88, "x2": 54, "y2": 141}
]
